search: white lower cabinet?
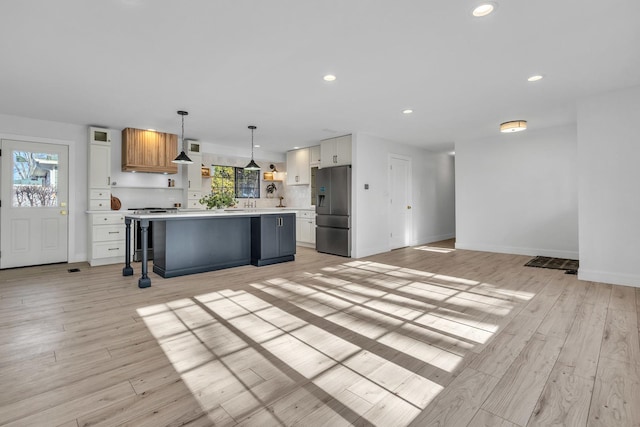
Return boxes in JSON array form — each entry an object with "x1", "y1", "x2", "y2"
[
  {"x1": 296, "y1": 210, "x2": 316, "y2": 246},
  {"x1": 187, "y1": 191, "x2": 204, "y2": 209},
  {"x1": 88, "y1": 213, "x2": 125, "y2": 266}
]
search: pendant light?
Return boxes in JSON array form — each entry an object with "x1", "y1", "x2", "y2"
[
  {"x1": 245, "y1": 125, "x2": 260, "y2": 170},
  {"x1": 172, "y1": 110, "x2": 193, "y2": 164}
]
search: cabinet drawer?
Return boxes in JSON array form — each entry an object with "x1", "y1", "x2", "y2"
[
  {"x1": 93, "y1": 225, "x2": 125, "y2": 242},
  {"x1": 187, "y1": 199, "x2": 205, "y2": 209},
  {"x1": 89, "y1": 199, "x2": 111, "y2": 210},
  {"x1": 297, "y1": 210, "x2": 315, "y2": 218},
  {"x1": 89, "y1": 189, "x2": 110, "y2": 200},
  {"x1": 92, "y1": 214, "x2": 125, "y2": 225},
  {"x1": 92, "y1": 241, "x2": 125, "y2": 259}
]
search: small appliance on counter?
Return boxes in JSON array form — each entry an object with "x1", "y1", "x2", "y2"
[{"x1": 316, "y1": 165, "x2": 351, "y2": 257}]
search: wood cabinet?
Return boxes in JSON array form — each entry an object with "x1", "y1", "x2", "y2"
[
  {"x1": 251, "y1": 213, "x2": 296, "y2": 266},
  {"x1": 121, "y1": 128, "x2": 178, "y2": 174},
  {"x1": 286, "y1": 147, "x2": 310, "y2": 185},
  {"x1": 320, "y1": 134, "x2": 352, "y2": 168}
]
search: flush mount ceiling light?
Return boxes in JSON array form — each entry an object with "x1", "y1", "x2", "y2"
[
  {"x1": 323, "y1": 74, "x2": 336, "y2": 82},
  {"x1": 172, "y1": 111, "x2": 193, "y2": 164},
  {"x1": 245, "y1": 125, "x2": 260, "y2": 170},
  {"x1": 472, "y1": 3, "x2": 495, "y2": 17},
  {"x1": 402, "y1": 109, "x2": 413, "y2": 114},
  {"x1": 527, "y1": 75, "x2": 544, "y2": 82},
  {"x1": 500, "y1": 120, "x2": 527, "y2": 133}
]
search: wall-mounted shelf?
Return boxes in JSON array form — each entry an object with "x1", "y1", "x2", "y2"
[{"x1": 263, "y1": 179, "x2": 283, "y2": 182}]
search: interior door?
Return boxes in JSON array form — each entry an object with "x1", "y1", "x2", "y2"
[
  {"x1": 1, "y1": 139, "x2": 69, "y2": 268},
  {"x1": 389, "y1": 155, "x2": 412, "y2": 250}
]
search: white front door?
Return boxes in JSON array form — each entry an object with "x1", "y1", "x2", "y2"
[
  {"x1": 1, "y1": 139, "x2": 69, "y2": 268},
  {"x1": 389, "y1": 155, "x2": 412, "y2": 250}
]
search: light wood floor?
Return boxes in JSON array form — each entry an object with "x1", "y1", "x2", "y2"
[{"x1": 1, "y1": 242, "x2": 639, "y2": 426}]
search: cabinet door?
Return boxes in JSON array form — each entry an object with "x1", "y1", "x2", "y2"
[
  {"x1": 278, "y1": 215, "x2": 296, "y2": 256},
  {"x1": 286, "y1": 148, "x2": 310, "y2": 185},
  {"x1": 89, "y1": 143, "x2": 111, "y2": 189},
  {"x1": 310, "y1": 145, "x2": 321, "y2": 165},
  {"x1": 320, "y1": 139, "x2": 336, "y2": 168},
  {"x1": 309, "y1": 217, "x2": 316, "y2": 244},
  {"x1": 335, "y1": 135, "x2": 352, "y2": 166},
  {"x1": 260, "y1": 215, "x2": 280, "y2": 260},
  {"x1": 296, "y1": 217, "x2": 304, "y2": 242},
  {"x1": 89, "y1": 127, "x2": 111, "y2": 145},
  {"x1": 187, "y1": 154, "x2": 202, "y2": 191}
]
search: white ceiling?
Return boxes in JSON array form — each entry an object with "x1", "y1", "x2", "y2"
[{"x1": 1, "y1": 0, "x2": 639, "y2": 154}]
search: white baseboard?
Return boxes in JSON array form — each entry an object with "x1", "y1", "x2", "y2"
[
  {"x1": 454, "y1": 242, "x2": 579, "y2": 260},
  {"x1": 422, "y1": 233, "x2": 456, "y2": 244},
  {"x1": 578, "y1": 269, "x2": 640, "y2": 288}
]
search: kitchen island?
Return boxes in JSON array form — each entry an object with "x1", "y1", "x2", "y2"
[{"x1": 122, "y1": 210, "x2": 296, "y2": 288}]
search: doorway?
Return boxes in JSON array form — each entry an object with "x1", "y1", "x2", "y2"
[
  {"x1": 1, "y1": 139, "x2": 69, "y2": 268},
  {"x1": 389, "y1": 154, "x2": 412, "y2": 250}
]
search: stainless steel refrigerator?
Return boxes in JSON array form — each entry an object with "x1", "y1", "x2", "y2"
[{"x1": 316, "y1": 165, "x2": 351, "y2": 257}]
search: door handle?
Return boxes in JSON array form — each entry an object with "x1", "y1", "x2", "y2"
[{"x1": 407, "y1": 205, "x2": 412, "y2": 209}]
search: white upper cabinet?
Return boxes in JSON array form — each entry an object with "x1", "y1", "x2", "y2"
[
  {"x1": 88, "y1": 127, "x2": 111, "y2": 194},
  {"x1": 89, "y1": 143, "x2": 111, "y2": 190},
  {"x1": 309, "y1": 145, "x2": 321, "y2": 166},
  {"x1": 320, "y1": 134, "x2": 352, "y2": 168},
  {"x1": 186, "y1": 153, "x2": 202, "y2": 192},
  {"x1": 89, "y1": 127, "x2": 111, "y2": 145},
  {"x1": 286, "y1": 148, "x2": 310, "y2": 185}
]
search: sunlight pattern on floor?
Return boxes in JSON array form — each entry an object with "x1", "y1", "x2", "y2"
[{"x1": 137, "y1": 260, "x2": 535, "y2": 426}]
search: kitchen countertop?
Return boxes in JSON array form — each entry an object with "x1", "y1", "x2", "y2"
[{"x1": 124, "y1": 209, "x2": 298, "y2": 220}]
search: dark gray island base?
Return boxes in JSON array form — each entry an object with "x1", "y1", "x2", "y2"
[{"x1": 123, "y1": 211, "x2": 296, "y2": 287}]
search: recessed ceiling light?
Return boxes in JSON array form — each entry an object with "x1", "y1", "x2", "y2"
[
  {"x1": 472, "y1": 3, "x2": 494, "y2": 17},
  {"x1": 527, "y1": 75, "x2": 544, "y2": 82},
  {"x1": 323, "y1": 74, "x2": 336, "y2": 82},
  {"x1": 449, "y1": 151, "x2": 456, "y2": 156},
  {"x1": 402, "y1": 109, "x2": 413, "y2": 114},
  {"x1": 293, "y1": 146, "x2": 300, "y2": 149},
  {"x1": 254, "y1": 145, "x2": 260, "y2": 148},
  {"x1": 146, "y1": 128, "x2": 156, "y2": 132},
  {"x1": 500, "y1": 120, "x2": 527, "y2": 133}
]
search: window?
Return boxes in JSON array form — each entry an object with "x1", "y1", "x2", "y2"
[
  {"x1": 12, "y1": 150, "x2": 59, "y2": 207},
  {"x1": 210, "y1": 165, "x2": 260, "y2": 198}
]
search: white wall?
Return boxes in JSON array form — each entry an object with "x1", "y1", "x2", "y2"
[
  {"x1": 577, "y1": 85, "x2": 640, "y2": 287},
  {"x1": 0, "y1": 113, "x2": 87, "y2": 262},
  {"x1": 455, "y1": 124, "x2": 578, "y2": 258},
  {"x1": 352, "y1": 133, "x2": 456, "y2": 258}
]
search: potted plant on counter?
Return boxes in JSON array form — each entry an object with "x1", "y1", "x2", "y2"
[{"x1": 199, "y1": 191, "x2": 237, "y2": 210}]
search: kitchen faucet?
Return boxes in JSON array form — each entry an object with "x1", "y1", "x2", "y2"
[{"x1": 244, "y1": 196, "x2": 256, "y2": 208}]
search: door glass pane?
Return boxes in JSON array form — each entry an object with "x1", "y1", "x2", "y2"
[{"x1": 12, "y1": 150, "x2": 59, "y2": 207}]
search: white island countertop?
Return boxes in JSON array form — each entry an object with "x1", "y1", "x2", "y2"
[{"x1": 124, "y1": 208, "x2": 298, "y2": 220}]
